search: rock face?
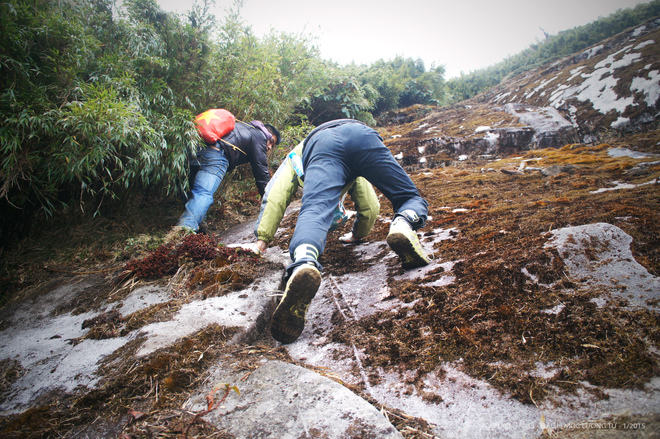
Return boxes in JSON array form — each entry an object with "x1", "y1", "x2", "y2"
[
  {"x1": 382, "y1": 18, "x2": 660, "y2": 168},
  {"x1": 195, "y1": 360, "x2": 404, "y2": 439},
  {"x1": 503, "y1": 103, "x2": 576, "y2": 148},
  {"x1": 545, "y1": 223, "x2": 660, "y2": 310},
  {"x1": 490, "y1": 17, "x2": 660, "y2": 138}
]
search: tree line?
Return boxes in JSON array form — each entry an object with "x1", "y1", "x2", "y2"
[{"x1": 0, "y1": 0, "x2": 656, "y2": 248}]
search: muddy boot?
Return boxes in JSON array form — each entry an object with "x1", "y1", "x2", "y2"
[
  {"x1": 271, "y1": 262, "x2": 322, "y2": 344},
  {"x1": 386, "y1": 215, "x2": 430, "y2": 269}
]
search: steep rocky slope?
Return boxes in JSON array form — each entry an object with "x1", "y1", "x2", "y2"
[
  {"x1": 380, "y1": 17, "x2": 660, "y2": 167},
  {"x1": 0, "y1": 18, "x2": 658, "y2": 439}
]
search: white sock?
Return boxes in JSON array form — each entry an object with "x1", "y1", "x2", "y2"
[{"x1": 293, "y1": 244, "x2": 319, "y2": 263}]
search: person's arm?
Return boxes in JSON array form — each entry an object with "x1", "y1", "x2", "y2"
[
  {"x1": 346, "y1": 177, "x2": 380, "y2": 241},
  {"x1": 253, "y1": 143, "x2": 304, "y2": 245},
  {"x1": 249, "y1": 139, "x2": 271, "y2": 197}
]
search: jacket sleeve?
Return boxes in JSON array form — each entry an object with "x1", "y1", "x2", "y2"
[
  {"x1": 348, "y1": 177, "x2": 380, "y2": 240},
  {"x1": 249, "y1": 138, "x2": 271, "y2": 197},
  {"x1": 253, "y1": 142, "x2": 304, "y2": 243}
]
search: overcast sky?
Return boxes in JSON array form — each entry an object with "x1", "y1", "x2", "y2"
[{"x1": 155, "y1": 0, "x2": 652, "y2": 78}]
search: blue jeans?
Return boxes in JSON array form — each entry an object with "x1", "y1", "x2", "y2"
[
  {"x1": 289, "y1": 122, "x2": 428, "y2": 262},
  {"x1": 177, "y1": 147, "x2": 229, "y2": 231}
]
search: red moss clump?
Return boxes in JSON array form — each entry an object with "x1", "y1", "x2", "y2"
[
  {"x1": 123, "y1": 242, "x2": 180, "y2": 279},
  {"x1": 123, "y1": 234, "x2": 220, "y2": 280},
  {"x1": 122, "y1": 235, "x2": 263, "y2": 281},
  {"x1": 177, "y1": 234, "x2": 221, "y2": 261}
]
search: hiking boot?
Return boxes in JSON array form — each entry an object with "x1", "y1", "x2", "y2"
[
  {"x1": 386, "y1": 217, "x2": 430, "y2": 269},
  {"x1": 271, "y1": 262, "x2": 322, "y2": 344}
]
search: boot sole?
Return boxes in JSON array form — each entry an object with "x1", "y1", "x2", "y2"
[
  {"x1": 271, "y1": 266, "x2": 321, "y2": 344},
  {"x1": 387, "y1": 232, "x2": 430, "y2": 269}
]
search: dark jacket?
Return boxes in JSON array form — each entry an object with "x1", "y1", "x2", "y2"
[{"x1": 218, "y1": 122, "x2": 271, "y2": 196}]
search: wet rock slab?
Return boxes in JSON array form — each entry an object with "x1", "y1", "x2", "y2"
[
  {"x1": 545, "y1": 222, "x2": 660, "y2": 310},
  {"x1": 0, "y1": 278, "x2": 279, "y2": 414},
  {"x1": 185, "y1": 359, "x2": 403, "y2": 439}
]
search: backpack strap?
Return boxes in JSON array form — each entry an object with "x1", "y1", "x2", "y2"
[
  {"x1": 217, "y1": 138, "x2": 248, "y2": 156},
  {"x1": 212, "y1": 119, "x2": 253, "y2": 156}
]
